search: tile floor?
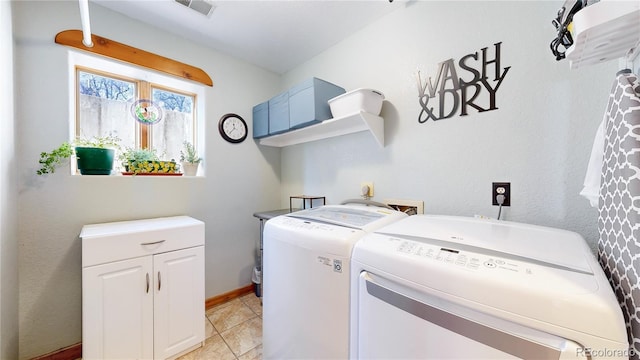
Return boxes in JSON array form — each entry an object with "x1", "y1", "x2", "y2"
[{"x1": 177, "y1": 293, "x2": 263, "y2": 360}]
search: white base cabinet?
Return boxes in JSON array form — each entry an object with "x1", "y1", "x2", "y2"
[{"x1": 81, "y1": 216, "x2": 205, "y2": 360}]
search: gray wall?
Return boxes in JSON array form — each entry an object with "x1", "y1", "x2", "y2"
[
  {"x1": 13, "y1": 1, "x2": 282, "y2": 358},
  {"x1": 11, "y1": 0, "x2": 629, "y2": 358},
  {"x1": 280, "y1": 1, "x2": 618, "y2": 251},
  {"x1": 1, "y1": 1, "x2": 19, "y2": 359}
]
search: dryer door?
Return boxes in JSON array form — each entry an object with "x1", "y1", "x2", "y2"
[{"x1": 353, "y1": 271, "x2": 587, "y2": 360}]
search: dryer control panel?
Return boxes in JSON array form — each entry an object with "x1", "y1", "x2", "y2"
[
  {"x1": 396, "y1": 240, "x2": 527, "y2": 274},
  {"x1": 367, "y1": 234, "x2": 597, "y2": 289},
  {"x1": 353, "y1": 233, "x2": 599, "y2": 306}
]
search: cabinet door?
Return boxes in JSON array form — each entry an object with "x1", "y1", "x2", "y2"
[
  {"x1": 83, "y1": 256, "x2": 154, "y2": 360},
  {"x1": 253, "y1": 101, "x2": 269, "y2": 139},
  {"x1": 153, "y1": 246, "x2": 205, "y2": 359}
]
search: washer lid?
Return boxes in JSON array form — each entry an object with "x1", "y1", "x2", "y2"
[
  {"x1": 374, "y1": 215, "x2": 593, "y2": 274},
  {"x1": 288, "y1": 205, "x2": 404, "y2": 230}
]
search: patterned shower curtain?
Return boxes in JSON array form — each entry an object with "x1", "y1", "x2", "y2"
[{"x1": 598, "y1": 69, "x2": 640, "y2": 360}]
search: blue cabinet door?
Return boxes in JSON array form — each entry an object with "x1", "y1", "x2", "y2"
[{"x1": 253, "y1": 102, "x2": 269, "y2": 139}]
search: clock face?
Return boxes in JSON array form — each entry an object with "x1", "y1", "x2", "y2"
[{"x1": 218, "y1": 113, "x2": 248, "y2": 143}]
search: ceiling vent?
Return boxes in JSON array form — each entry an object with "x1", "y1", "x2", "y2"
[{"x1": 174, "y1": 0, "x2": 215, "y2": 17}]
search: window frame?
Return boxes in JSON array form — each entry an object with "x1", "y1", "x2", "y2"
[
  {"x1": 69, "y1": 51, "x2": 205, "y2": 176},
  {"x1": 75, "y1": 66, "x2": 140, "y2": 148},
  {"x1": 148, "y1": 83, "x2": 198, "y2": 151}
]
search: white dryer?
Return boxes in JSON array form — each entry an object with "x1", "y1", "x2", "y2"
[
  {"x1": 263, "y1": 201, "x2": 407, "y2": 360},
  {"x1": 350, "y1": 215, "x2": 629, "y2": 360}
]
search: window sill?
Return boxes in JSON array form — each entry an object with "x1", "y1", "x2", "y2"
[{"x1": 71, "y1": 173, "x2": 205, "y2": 178}]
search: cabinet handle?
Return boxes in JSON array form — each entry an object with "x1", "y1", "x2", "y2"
[
  {"x1": 140, "y1": 240, "x2": 166, "y2": 246},
  {"x1": 158, "y1": 271, "x2": 161, "y2": 291},
  {"x1": 146, "y1": 273, "x2": 150, "y2": 293}
]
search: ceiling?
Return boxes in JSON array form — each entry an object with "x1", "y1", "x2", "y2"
[{"x1": 92, "y1": 0, "x2": 405, "y2": 74}]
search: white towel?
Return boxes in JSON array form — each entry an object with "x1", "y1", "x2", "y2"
[{"x1": 580, "y1": 117, "x2": 605, "y2": 207}]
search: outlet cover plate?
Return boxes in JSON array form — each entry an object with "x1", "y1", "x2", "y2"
[
  {"x1": 361, "y1": 182, "x2": 374, "y2": 197},
  {"x1": 492, "y1": 182, "x2": 511, "y2": 206}
]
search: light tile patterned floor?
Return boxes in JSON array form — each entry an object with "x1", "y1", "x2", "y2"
[{"x1": 178, "y1": 293, "x2": 263, "y2": 360}]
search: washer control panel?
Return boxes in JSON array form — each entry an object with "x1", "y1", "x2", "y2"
[
  {"x1": 395, "y1": 239, "x2": 531, "y2": 275},
  {"x1": 279, "y1": 217, "x2": 339, "y2": 232}
]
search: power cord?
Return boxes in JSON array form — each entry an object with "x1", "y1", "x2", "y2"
[{"x1": 496, "y1": 194, "x2": 505, "y2": 220}]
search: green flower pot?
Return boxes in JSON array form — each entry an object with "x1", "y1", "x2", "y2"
[{"x1": 75, "y1": 147, "x2": 115, "y2": 175}]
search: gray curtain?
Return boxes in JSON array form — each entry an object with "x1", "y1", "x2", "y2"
[{"x1": 598, "y1": 69, "x2": 640, "y2": 360}]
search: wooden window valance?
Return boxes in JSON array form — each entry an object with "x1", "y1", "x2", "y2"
[{"x1": 55, "y1": 30, "x2": 213, "y2": 87}]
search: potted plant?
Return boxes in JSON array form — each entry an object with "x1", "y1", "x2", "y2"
[
  {"x1": 74, "y1": 134, "x2": 121, "y2": 175},
  {"x1": 36, "y1": 134, "x2": 121, "y2": 176},
  {"x1": 180, "y1": 141, "x2": 201, "y2": 176},
  {"x1": 36, "y1": 142, "x2": 74, "y2": 175},
  {"x1": 120, "y1": 147, "x2": 179, "y2": 175}
]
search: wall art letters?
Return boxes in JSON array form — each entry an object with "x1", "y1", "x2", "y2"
[{"x1": 417, "y1": 42, "x2": 511, "y2": 123}]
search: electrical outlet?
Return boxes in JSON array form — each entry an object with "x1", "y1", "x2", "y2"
[
  {"x1": 492, "y1": 182, "x2": 511, "y2": 206},
  {"x1": 360, "y1": 182, "x2": 374, "y2": 197}
]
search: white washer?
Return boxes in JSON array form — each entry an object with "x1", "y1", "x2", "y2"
[
  {"x1": 350, "y1": 215, "x2": 629, "y2": 360},
  {"x1": 263, "y1": 202, "x2": 407, "y2": 360}
]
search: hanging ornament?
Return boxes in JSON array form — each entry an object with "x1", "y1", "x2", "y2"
[{"x1": 131, "y1": 99, "x2": 162, "y2": 125}]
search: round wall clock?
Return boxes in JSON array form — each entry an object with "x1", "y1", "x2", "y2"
[
  {"x1": 131, "y1": 99, "x2": 162, "y2": 125},
  {"x1": 218, "y1": 113, "x2": 248, "y2": 143}
]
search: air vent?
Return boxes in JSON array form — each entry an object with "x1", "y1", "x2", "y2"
[{"x1": 174, "y1": 0, "x2": 215, "y2": 17}]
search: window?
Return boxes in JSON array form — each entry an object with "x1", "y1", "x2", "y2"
[
  {"x1": 150, "y1": 87, "x2": 195, "y2": 161},
  {"x1": 71, "y1": 51, "x2": 205, "y2": 173},
  {"x1": 77, "y1": 70, "x2": 137, "y2": 150}
]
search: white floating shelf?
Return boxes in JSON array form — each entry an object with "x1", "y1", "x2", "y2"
[
  {"x1": 567, "y1": 0, "x2": 640, "y2": 69},
  {"x1": 258, "y1": 111, "x2": 384, "y2": 148}
]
